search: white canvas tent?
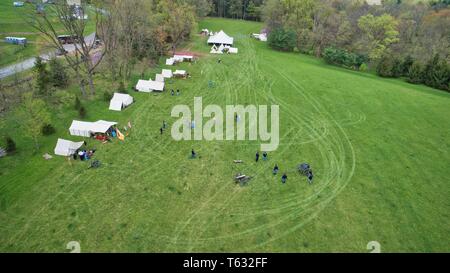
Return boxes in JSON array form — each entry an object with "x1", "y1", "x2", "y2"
[
  {"x1": 252, "y1": 33, "x2": 267, "y2": 42},
  {"x1": 54, "y1": 138, "x2": 84, "y2": 156},
  {"x1": 228, "y1": 47, "x2": 238, "y2": 54},
  {"x1": 162, "y1": 69, "x2": 173, "y2": 78},
  {"x1": 259, "y1": 33, "x2": 267, "y2": 42},
  {"x1": 207, "y1": 30, "x2": 234, "y2": 46},
  {"x1": 210, "y1": 45, "x2": 223, "y2": 54},
  {"x1": 135, "y1": 79, "x2": 164, "y2": 92},
  {"x1": 69, "y1": 120, "x2": 117, "y2": 137},
  {"x1": 155, "y1": 74, "x2": 165, "y2": 83},
  {"x1": 109, "y1": 93, "x2": 133, "y2": 111},
  {"x1": 173, "y1": 55, "x2": 184, "y2": 62},
  {"x1": 166, "y1": 58, "x2": 175, "y2": 66},
  {"x1": 173, "y1": 70, "x2": 187, "y2": 77},
  {"x1": 174, "y1": 55, "x2": 194, "y2": 62}
]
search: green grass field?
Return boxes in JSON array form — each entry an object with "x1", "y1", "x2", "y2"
[
  {"x1": 0, "y1": 1, "x2": 96, "y2": 67},
  {"x1": 0, "y1": 18, "x2": 449, "y2": 252}
]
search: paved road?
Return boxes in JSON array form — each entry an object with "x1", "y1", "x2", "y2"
[{"x1": 0, "y1": 32, "x2": 96, "y2": 80}]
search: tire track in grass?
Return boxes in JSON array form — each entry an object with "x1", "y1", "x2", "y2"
[
  {"x1": 170, "y1": 38, "x2": 340, "y2": 250},
  {"x1": 167, "y1": 39, "x2": 355, "y2": 250}
]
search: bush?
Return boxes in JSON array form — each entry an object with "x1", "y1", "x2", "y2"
[
  {"x1": 267, "y1": 28, "x2": 297, "y2": 52},
  {"x1": 118, "y1": 81, "x2": 128, "y2": 94},
  {"x1": 401, "y1": 55, "x2": 414, "y2": 77},
  {"x1": 423, "y1": 54, "x2": 450, "y2": 91},
  {"x1": 53, "y1": 90, "x2": 75, "y2": 108},
  {"x1": 5, "y1": 136, "x2": 16, "y2": 153},
  {"x1": 74, "y1": 96, "x2": 81, "y2": 110},
  {"x1": 359, "y1": 63, "x2": 368, "y2": 72},
  {"x1": 41, "y1": 124, "x2": 56, "y2": 136},
  {"x1": 323, "y1": 47, "x2": 367, "y2": 70},
  {"x1": 104, "y1": 91, "x2": 113, "y2": 102},
  {"x1": 391, "y1": 58, "x2": 403, "y2": 78},
  {"x1": 376, "y1": 56, "x2": 395, "y2": 77},
  {"x1": 407, "y1": 61, "x2": 424, "y2": 84},
  {"x1": 79, "y1": 106, "x2": 87, "y2": 118}
]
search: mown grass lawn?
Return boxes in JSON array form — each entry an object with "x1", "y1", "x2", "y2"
[
  {"x1": 0, "y1": 1, "x2": 96, "y2": 67},
  {"x1": 0, "y1": 18, "x2": 449, "y2": 252}
]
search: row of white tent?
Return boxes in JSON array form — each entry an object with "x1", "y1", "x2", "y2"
[
  {"x1": 135, "y1": 79, "x2": 165, "y2": 92},
  {"x1": 135, "y1": 68, "x2": 188, "y2": 92},
  {"x1": 69, "y1": 120, "x2": 117, "y2": 137},
  {"x1": 54, "y1": 119, "x2": 118, "y2": 156},
  {"x1": 210, "y1": 44, "x2": 238, "y2": 54},
  {"x1": 55, "y1": 48, "x2": 198, "y2": 157},
  {"x1": 166, "y1": 54, "x2": 194, "y2": 66},
  {"x1": 252, "y1": 33, "x2": 267, "y2": 42}
]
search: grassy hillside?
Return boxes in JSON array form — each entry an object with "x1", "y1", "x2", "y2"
[
  {"x1": 0, "y1": 1, "x2": 96, "y2": 67},
  {"x1": 0, "y1": 18, "x2": 449, "y2": 252}
]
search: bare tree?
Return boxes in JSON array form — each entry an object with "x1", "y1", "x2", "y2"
[{"x1": 25, "y1": 0, "x2": 109, "y2": 97}]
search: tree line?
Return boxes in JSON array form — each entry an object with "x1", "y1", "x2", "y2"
[
  {"x1": 210, "y1": 0, "x2": 264, "y2": 20},
  {"x1": 262, "y1": 0, "x2": 450, "y2": 92}
]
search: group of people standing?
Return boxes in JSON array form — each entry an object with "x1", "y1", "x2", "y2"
[
  {"x1": 160, "y1": 120, "x2": 168, "y2": 135},
  {"x1": 171, "y1": 89, "x2": 181, "y2": 96},
  {"x1": 255, "y1": 151, "x2": 313, "y2": 185},
  {"x1": 73, "y1": 142, "x2": 96, "y2": 161}
]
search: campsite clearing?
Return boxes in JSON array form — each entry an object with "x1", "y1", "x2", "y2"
[{"x1": 0, "y1": 18, "x2": 449, "y2": 252}]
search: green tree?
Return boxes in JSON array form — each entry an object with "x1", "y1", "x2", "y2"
[
  {"x1": 407, "y1": 61, "x2": 424, "y2": 84},
  {"x1": 376, "y1": 55, "x2": 396, "y2": 77},
  {"x1": 267, "y1": 27, "x2": 297, "y2": 51},
  {"x1": 228, "y1": 0, "x2": 244, "y2": 19},
  {"x1": 34, "y1": 56, "x2": 50, "y2": 96},
  {"x1": 104, "y1": 91, "x2": 113, "y2": 102},
  {"x1": 282, "y1": 0, "x2": 317, "y2": 50},
  {"x1": 246, "y1": 0, "x2": 261, "y2": 21},
  {"x1": 48, "y1": 58, "x2": 69, "y2": 88},
  {"x1": 401, "y1": 55, "x2": 414, "y2": 77},
  {"x1": 358, "y1": 14, "x2": 400, "y2": 62},
  {"x1": 262, "y1": 0, "x2": 286, "y2": 30},
  {"x1": 423, "y1": 54, "x2": 450, "y2": 91},
  {"x1": 20, "y1": 92, "x2": 51, "y2": 150},
  {"x1": 183, "y1": 0, "x2": 212, "y2": 17},
  {"x1": 74, "y1": 96, "x2": 82, "y2": 110},
  {"x1": 5, "y1": 136, "x2": 16, "y2": 154},
  {"x1": 158, "y1": 0, "x2": 197, "y2": 55},
  {"x1": 79, "y1": 106, "x2": 87, "y2": 119}
]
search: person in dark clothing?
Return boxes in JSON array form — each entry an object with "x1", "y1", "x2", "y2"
[
  {"x1": 273, "y1": 164, "x2": 279, "y2": 175},
  {"x1": 176, "y1": 90, "x2": 180, "y2": 96},
  {"x1": 171, "y1": 89, "x2": 175, "y2": 96},
  {"x1": 191, "y1": 149, "x2": 196, "y2": 158},
  {"x1": 307, "y1": 171, "x2": 313, "y2": 184},
  {"x1": 160, "y1": 127, "x2": 163, "y2": 135},
  {"x1": 163, "y1": 120, "x2": 167, "y2": 129},
  {"x1": 262, "y1": 152, "x2": 268, "y2": 160},
  {"x1": 255, "y1": 151, "x2": 260, "y2": 162},
  {"x1": 282, "y1": 173, "x2": 287, "y2": 184}
]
